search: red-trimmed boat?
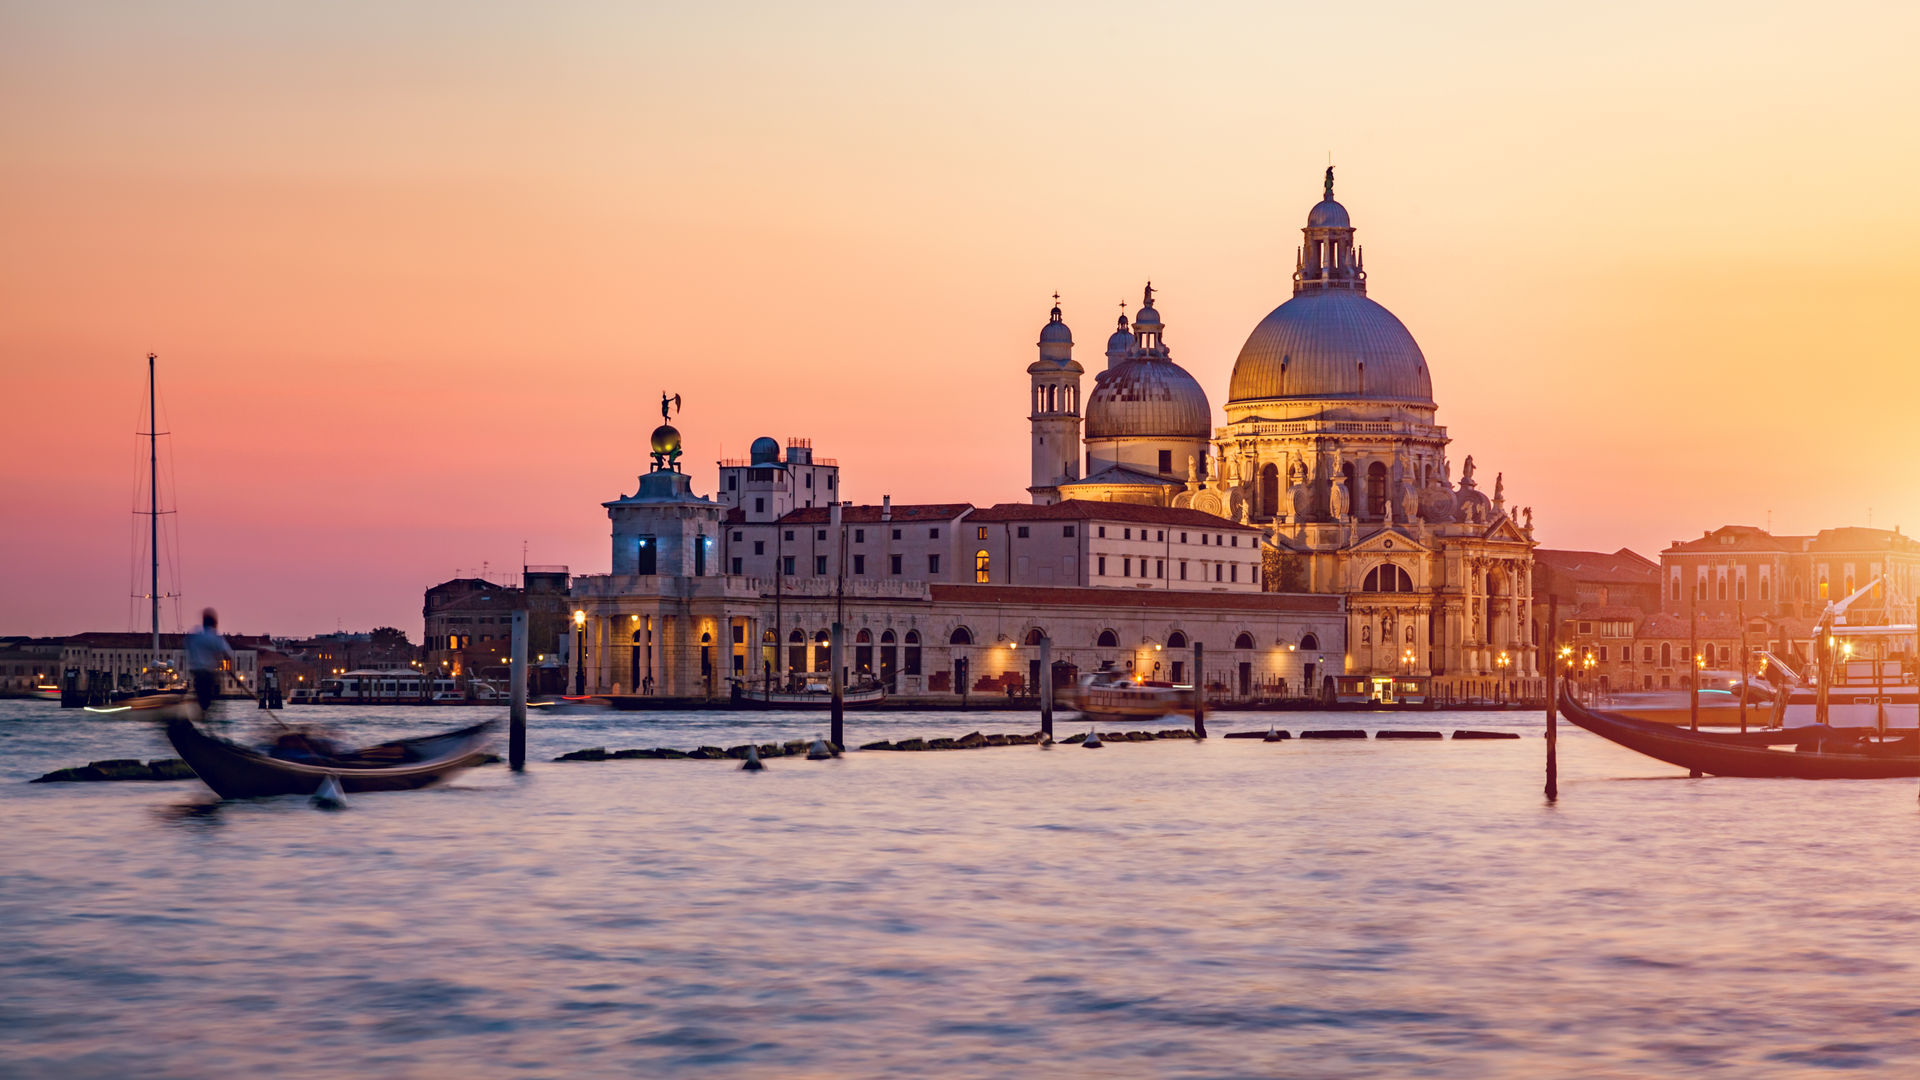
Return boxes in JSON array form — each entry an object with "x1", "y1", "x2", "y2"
[{"x1": 1561, "y1": 693, "x2": 1920, "y2": 779}]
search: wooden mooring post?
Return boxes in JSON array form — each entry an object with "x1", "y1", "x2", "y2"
[
  {"x1": 509, "y1": 609, "x2": 528, "y2": 772},
  {"x1": 1545, "y1": 595, "x2": 1558, "y2": 802},
  {"x1": 1038, "y1": 635, "x2": 1054, "y2": 739},
  {"x1": 829, "y1": 621, "x2": 845, "y2": 750},
  {"x1": 1192, "y1": 641, "x2": 1207, "y2": 738}
]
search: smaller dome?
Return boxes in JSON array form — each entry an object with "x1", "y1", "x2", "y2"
[
  {"x1": 1084, "y1": 358, "x2": 1211, "y2": 440},
  {"x1": 749, "y1": 436, "x2": 780, "y2": 464},
  {"x1": 1039, "y1": 305, "x2": 1073, "y2": 344},
  {"x1": 1307, "y1": 198, "x2": 1350, "y2": 229},
  {"x1": 1106, "y1": 313, "x2": 1133, "y2": 356},
  {"x1": 1134, "y1": 305, "x2": 1161, "y2": 328},
  {"x1": 651, "y1": 424, "x2": 682, "y2": 457}
]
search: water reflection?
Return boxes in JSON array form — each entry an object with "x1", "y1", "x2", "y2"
[{"x1": 5, "y1": 701, "x2": 1920, "y2": 1077}]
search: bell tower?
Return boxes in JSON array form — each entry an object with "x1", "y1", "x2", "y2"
[{"x1": 1028, "y1": 297, "x2": 1083, "y2": 505}]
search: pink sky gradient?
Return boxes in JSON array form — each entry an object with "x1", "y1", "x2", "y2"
[{"x1": 4, "y1": 1, "x2": 1918, "y2": 638}]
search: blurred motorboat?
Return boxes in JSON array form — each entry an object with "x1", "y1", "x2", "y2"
[{"x1": 1065, "y1": 663, "x2": 1192, "y2": 724}]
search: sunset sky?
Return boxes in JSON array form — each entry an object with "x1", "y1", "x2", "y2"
[{"x1": 3, "y1": 1, "x2": 1918, "y2": 638}]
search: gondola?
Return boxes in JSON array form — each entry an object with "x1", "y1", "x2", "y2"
[
  {"x1": 164, "y1": 714, "x2": 497, "y2": 799},
  {"x1": 1561, "y1": 693, "x2": 1920, "y2": 779}
]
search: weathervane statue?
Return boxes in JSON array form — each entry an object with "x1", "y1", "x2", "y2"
[{"x1": 650, "y1": 392, "x2": 684, "y2": 473}]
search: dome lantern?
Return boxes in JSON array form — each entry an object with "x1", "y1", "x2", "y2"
[
  {"x1": 1296, "y1": 166, "x2": 1365, "y2": 296},
  {"x1": 1104, "y1": 308, "x2": 1133, "y2": 368},
  {"x1": 1227, "y1": 174, "x2": 1432, "y2": 412}
]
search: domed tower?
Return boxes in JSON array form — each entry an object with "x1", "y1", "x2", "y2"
[
  {"x1": 1220, "y1": 169, "x2": 1442, "y2": 525},
  {"x1": 1222, "y1": 171, "x2": 1538, "y2": 697},
  {"x1": 1066, "y1": 283, "x2": 1212, "y2": 505},
  {"x1": 1028, "y1": 298, "x2": 1084, "y2": 505}
]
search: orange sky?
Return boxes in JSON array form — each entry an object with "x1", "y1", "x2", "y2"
[{"x1": 3, "y1": 1, "x2": 1918, "y2": 637}]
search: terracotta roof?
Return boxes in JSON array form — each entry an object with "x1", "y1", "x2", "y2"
[
  {"x1": 1534, "y1": 548, "x2": 1658, "y2": 583},
  {"x1": 62, "y1": 632, "x2": 271, "y2": 649},
  {"x1": 1571, "y1": 603, "x2": 1649, "y2": 621},
  {"x1": 1663, "y1": 526, "x2": 1799, "y2": 554},
  {"x1": 777, "y1": 503, "x2": 973, "y2": 525},
  {"x1": 931, "y1": 584, "x2": 1340, "y2": 613},
  {"x1": 967, "y1": 500, "x2": 1258, "y2": 530},
  {"x1": 1804, "y1": 527, "x2": 1920, "y2": 554},
  {"x1": 1058, "y1": 464, "x2": 1185, "y2": 490},
  {"x1": 1638, "y1": 613, "x2": 1748, "y2": 638}
]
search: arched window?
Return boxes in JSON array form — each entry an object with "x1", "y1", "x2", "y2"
[
  {"x1": 855, "y1": 628, "x2": 872, "y2": 643},
  {"x1": 1736, "y1": 578, "x2": 1746, "y2": 602},
  {"x1": 1097, "y1": 629, "x2": 1119, "y2": 648},
  {"x1": 1660, "y1": 642, "x2": 1672, "y2": 667},
  {"x1": 761, "y1": 629, "x2": 775, "y2": 643},
  {"x1": 904, "y1": 630, "x2": 921, "y2": 676},
  {"x1": 788, "y1": 629, "x2": 805, "y2": 643},
  {"x1": 904, "y1": 630, "x2": 919, "y2": 645},
  {"x1": 1366, "y1": 461, "x2": 1388, "y2": 519},
  {"x1": 1759, "y1": 576, "x2": 1770, "y2": 601},
  {"x1": 1671, "y1": 578, "x2": 1681, "y2": 601},
  {"x1": 1167, "y1": 630, "x2": 1188, "y2": 649},
  {"x1": 1024, "y1": 627, "x2": 1045, "y2": 646},
  {"x1": 1300, "y1": 633, "x2": 1320, "y2": 651},
  {"x1": 975, "y1": 549, "x2": 990, "y2": 583},
  {"x1": 1716, "y1": 576, "x2": 1727, "y2": 601},
  {"x1": 1234, "y1": 632, "x2": 1255, "y2": 650},
  {"x1": 949, "y1": 626, "x2": 973, "y2": 645},
  {"x1": 881, "y1": 629, "x2": 896, "y2": 644},
  {"x1": 1362, "y1": 564, "x2": 1414, "y2": 592},
  {"x1": 1259, "y1": 463, "x2": 1280, "y2": 519},
  {"x1": 815, "y1": 629, "x2": 831, "y2": 645}
]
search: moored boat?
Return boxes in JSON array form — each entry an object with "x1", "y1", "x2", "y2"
[
  {"x1": 1561, "y1": 693, "x2": 1920, "y2": 779},
  {"x1": 163, "y1": 714, "x2": 496, "y2": 799},
  {"x1": 725, "y1": 675, "x2": 887, "y2": 709}
]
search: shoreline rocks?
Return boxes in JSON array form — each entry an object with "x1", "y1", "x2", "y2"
[{"x1": 31, "y1": 758, "x2": 198, "y2": 783}]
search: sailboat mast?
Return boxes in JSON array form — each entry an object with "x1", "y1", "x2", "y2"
[{"x1": 149, "y1": 352, "x2": 160, "y2": 674}]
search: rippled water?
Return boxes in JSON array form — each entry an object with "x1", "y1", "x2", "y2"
[{"x1": 4, "y1": 699, "x2": 1919, "y2": 1078}]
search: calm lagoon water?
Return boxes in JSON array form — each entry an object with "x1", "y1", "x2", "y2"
[{"x1": 4, "y1": 700, "x2": 1919, "y2": 1078}]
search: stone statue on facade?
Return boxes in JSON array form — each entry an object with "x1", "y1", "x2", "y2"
[
  {"x1": 1286, "y1": 456, "x2": 1312, "y2": 524},
  {"x1": 1394, "y1": 447, "x2": 1421, "y2": 524},
  {"x1": 1492, "y1": 472, "x2": 1506, "y2": 518},
  {"x1": 1461, "y1": 455, "x2": 1477, "y2": 487},
  {"x1": 1522, "y1": 506, "x2": 1534, "y2": 537},
  {"x1": 1187, "y1": 454, "x2": 1198, "y2": 484},
  {"x1": 1330, "y1": 469, "x2": 1351, "y2": 521}
]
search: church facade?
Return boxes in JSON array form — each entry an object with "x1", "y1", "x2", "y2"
[{"x1": 1026, "y1": 171, "x2": 1541, "y2": 695}]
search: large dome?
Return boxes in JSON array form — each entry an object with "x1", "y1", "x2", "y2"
[
  {"x1": 1085, "y1": 358, "x2": 1211, "y2": 439},
  {"x1": 1227, "y1": 290, "x2": 1432, "y2": 405}
]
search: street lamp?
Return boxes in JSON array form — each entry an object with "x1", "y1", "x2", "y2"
[
  {"x1": 573, "y1": 609, "x2": 587, "y2": 695},
  {"x1": 1496, "y1": 651, "x2": 1510, "y2": 703}
]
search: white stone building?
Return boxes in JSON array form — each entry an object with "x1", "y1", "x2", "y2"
[{"x1": 1020, "y1": 170, "x2": 1542, "y2": 698}]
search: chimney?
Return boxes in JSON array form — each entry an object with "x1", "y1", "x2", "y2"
[
  {"x1": 830, "y1": 501, "x2": 842, "y2": 527},
  {"x1": 881, "y1": 495, "x2": 892, "y2": 522}
]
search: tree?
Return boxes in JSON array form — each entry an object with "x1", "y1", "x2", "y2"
[{"x1": 369, "y1": 626, "x2": 411, "y2": 649}]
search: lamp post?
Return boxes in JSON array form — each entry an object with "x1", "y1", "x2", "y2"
[
  {"x1": 572, "y1": 609, "x2": 587, "y2": 695},
  {"x1": 1496, "y1": 650, "x2": 1510, "y2": 704}
]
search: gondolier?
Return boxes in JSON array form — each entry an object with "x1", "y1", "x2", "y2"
[{"x1": 186, "y1": 608, "x2": 236, "y2": 715}]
